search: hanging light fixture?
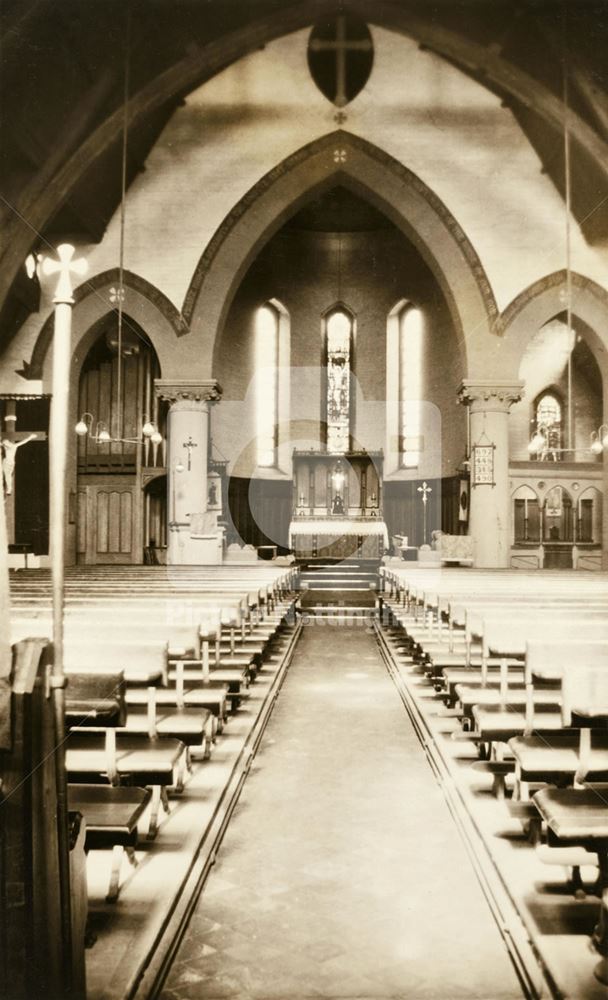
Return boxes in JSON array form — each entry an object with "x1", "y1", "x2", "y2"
[
  {"x1": 527, "y1": 37, "x2": 591, "y2": 462},
  {"x1": 75, "y1": 10, "x2": 162, "y2": 449},
  {"x1": 589, "y1": 424, "x2": 608, "y2": 455}
]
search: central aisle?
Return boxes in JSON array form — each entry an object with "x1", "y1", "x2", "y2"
[{"x1": 161, "y1": 624, "x2": 523, "y2": 1000}]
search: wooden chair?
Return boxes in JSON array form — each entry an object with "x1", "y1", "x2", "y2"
[
  {"x1": 68, "y1": 784, "x2": 152, "y2": 902},
  {"x1": 65, "y1": 729, "x2": 188, "y2": 839}
]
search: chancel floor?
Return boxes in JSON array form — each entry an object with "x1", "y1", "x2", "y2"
[{"x1": 160, "y1": 621, "x2": 523, "y2": 1000}]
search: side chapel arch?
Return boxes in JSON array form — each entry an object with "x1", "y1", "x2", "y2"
[
  {"x1": 30, "y1": 268, "x2": 187, "y2": 388},
  {"x1": 29, "y1": 270, "x2": 180, "y2": 564},
  {"x1": 500, "y1": 270, "x2": 608, "y2": 567},
  {"x1": 499, "y1": 271, "x2": 608, "y2": 383}
]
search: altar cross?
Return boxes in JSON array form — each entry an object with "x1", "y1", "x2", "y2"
[
  {"x1": 417, "y1": 480, "x2": 432, "y2": 544},
  {"x1": 309, "y1": 14, "x2": 373, "y2": 107},
  {"x1": 183, "y1": 435, "x2": 198, "y2": 471}
]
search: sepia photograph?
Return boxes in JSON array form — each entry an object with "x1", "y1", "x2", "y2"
[{"x1": 1, "y1": 1, "x2": 608, "y2": 998}]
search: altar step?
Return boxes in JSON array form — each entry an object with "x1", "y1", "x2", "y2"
[
  {"x1": 299, "y1": 561, "x2": 379, "y2": 593},
  {"x1": 301, "y1": 605, "x2": 378, "y2": 621}
]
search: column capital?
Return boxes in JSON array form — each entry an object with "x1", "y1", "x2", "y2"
[
  {"x1": 458, "y1": 379, "x2": 524, "y2": 413},
  {"x1": 154, "y1": 379, "x2": 222, "y2": 405}
]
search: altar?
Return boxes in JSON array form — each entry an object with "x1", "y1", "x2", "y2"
[
  {"x1": 290, "y1": 450, "x2": 388, "y2": 560},
  {"x1": 289, "y1": 517, "x2": 388, "y2": 559}
]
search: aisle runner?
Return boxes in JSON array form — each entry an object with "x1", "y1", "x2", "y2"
[{"x1": 161, "y1": 626, "x2": 523, "y2": 1000}]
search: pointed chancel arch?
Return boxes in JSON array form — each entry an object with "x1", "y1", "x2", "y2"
[{"x1": 184, "y1": 132, "x2": 498, "y2": 382}]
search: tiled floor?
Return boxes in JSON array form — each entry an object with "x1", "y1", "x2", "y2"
[{"x1": 161, "y1": 622, "x2": 523, "y2": 1000}]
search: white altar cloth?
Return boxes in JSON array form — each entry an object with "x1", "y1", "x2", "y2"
[{"x1": 289, "y1": 519, "x2": 388, "y2": 548}]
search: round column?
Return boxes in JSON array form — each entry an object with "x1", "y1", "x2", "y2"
[
  {"x1": 458, "y1": 381, "x2": 524, "y2": 568},
  {"x1": 155, "y1": 379, "x2": 222, "y2": 564},
  {"x1": 168, "y1": 398, "x2": 209, "y2": 524}
]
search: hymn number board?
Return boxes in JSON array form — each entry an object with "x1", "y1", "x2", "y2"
[{"x1": 471, "y1": 443, "x2": 495, "y2": 487}]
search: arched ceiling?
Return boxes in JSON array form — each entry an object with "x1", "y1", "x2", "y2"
[{"x1": 2, "y1": 0, "x2": 608, "y2": 353}]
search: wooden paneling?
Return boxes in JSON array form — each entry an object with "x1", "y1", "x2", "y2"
[
  {"x1": 96, "y1": 490, "x2": 109, "y2": 552},
  {"x1": 107, "y1": 491, "x2": 121, "y2": 551},
  {"x1": 76, "y1": 490, "x2": 87, "y2": 555},
  {"x1": 120, "y1": 492, "x2": 132, "y2": 553},
  {"x1": 77, "y1": 478, "x2": 138, "y2": 564}
]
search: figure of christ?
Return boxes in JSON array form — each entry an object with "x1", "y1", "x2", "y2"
[{"x1": 2, "y1": 434, "x2": 37, "y2": 495}]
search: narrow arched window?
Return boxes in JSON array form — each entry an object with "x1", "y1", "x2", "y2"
[
  {"x1": 255, "y1": 303, "x2": 279, "y2": 467},
  {"x1": 326, "y1": 308, "x2": 353, "y2": 454},
  {"x1": 531, "y1": 390, "x2": 562, "y2": 460},
  {"x1": 399, "y1": 306, "x2": 424, "y2": 468}
]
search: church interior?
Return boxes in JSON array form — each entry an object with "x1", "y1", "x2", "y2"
[{"x1": 1, "y1": 2, "x2": 608, "y2": 998}]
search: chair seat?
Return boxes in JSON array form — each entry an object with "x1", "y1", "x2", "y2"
[
  {"x1": 123, "y1": 709, "x2": 209, "y2": 742},
  {"x1": 126, "y1": 687, "x2": 228, "y2": 715},
  {"x1": 457, "y1": 686, "x2": 560, "y2": 712},
  {"x1": 66, "y1": 699, "x2": 123, "y2": 726},
  {"x1": 168, "y1": 668, "x2": 247, "y2": 688},
  {"x1": 473, "y1": 707, "x2": 562, "y2": 741},
  {"x1": 510, "y1": 731, "x2": 608, "y2": 781},
  {"x1": 66, "y1": 731, "x2": 186, "y2": 785},
  {"x1": 533, "y1": 786, "x2": 608, "y2": 841},
  {"x1": 68, "y1": 784, "x2": 151, "y2": 847}
]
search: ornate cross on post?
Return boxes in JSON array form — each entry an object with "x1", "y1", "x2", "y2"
[
  {"x1": 417, "y1": 480, "x2": 432, "y2": 545},
  {"x1": 309, "y1": 14, "x2": 373, "y2": 108},
  {"x1": 42, "y1": 242, "x2": 88, "y2": 306},
  {"x1": 39, "y1": 241, "x2": 88, "y2": 969},
  {"x1": 183, "y1": 435, "x2": 197, "y2": 471}
]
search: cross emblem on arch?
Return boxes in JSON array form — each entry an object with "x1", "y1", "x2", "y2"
[{"x1": 308, "y1": 13, "x2": 374, "y2": 108}]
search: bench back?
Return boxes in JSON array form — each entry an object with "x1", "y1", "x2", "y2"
[
  {"x1": 526, "y1": 639, "x2": 608, "y2": 720},
  {"x1": 65, "y1": 670, "x2": 127, "y2": 726},
  {"x1": 63, "y1": 640, "x2": 169, "y2": 684}
]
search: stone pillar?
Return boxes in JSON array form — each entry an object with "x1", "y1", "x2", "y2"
[
  {"x1": 155, "y1": 379, "x2": 222, "y2": 565},
  {"x1": 458, "y1": 380, "x2": 524, "y2": 568}
]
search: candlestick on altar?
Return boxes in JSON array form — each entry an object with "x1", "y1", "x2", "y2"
[
  {"x1": 417, "y1": 480, "x2": 432, "y2": 544},
  {"x1": 41, "y1": 242, "x2": 88, "y2": 982}
]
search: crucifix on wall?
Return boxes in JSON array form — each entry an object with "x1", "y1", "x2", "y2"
[
  {"x1": 1, "y1": 402, "x2": 47, "y2": 496},
  {"x1": 183, "y1": 435, "x2": 197, "y2": 471}
]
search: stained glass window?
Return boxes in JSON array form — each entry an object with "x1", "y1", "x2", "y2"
[
  {"x1": 255, "y1": 304, "x2": 279, "y2": 467},
  {"x1": 326, "y1": 309, "x2": 352, "y2": 454},
  {"x1": 399, "y1": 306, "x2": 423, "y2": 468},
  {"x1": 533, "y1": 391, "x2": 562, "y2": 460}
]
